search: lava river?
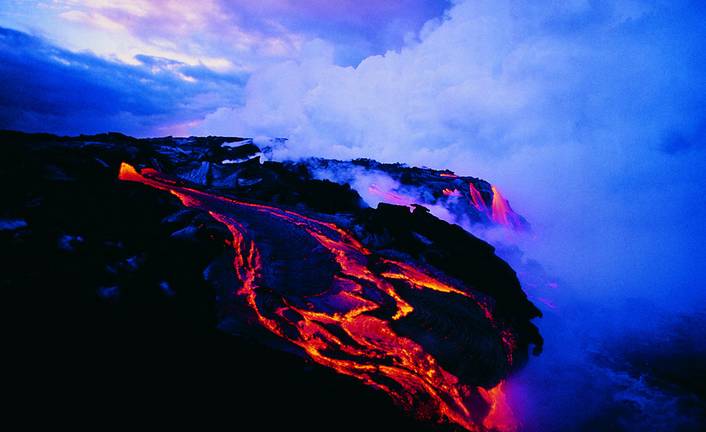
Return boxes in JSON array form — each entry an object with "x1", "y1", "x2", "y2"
[{"x1": 119, "y1": 162, "x2": 518, "y2": 432}]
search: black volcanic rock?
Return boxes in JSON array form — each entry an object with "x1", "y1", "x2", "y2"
[
  {"x1": 360, "y1": 203, "x2": 543, "y2": 381},
  {"x1": 3, "y1": 130, "x2": 541, "y2": 431},
  {"x1": 363, "y1": 204, "x2": 541, "y2": 321}
]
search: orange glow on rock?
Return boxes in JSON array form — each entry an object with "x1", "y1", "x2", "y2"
[
  {"x1": 442, "y1": 188, "x2": 462, "y2": 197},
  {"x1": 119, "y1": 162, "x2": 519, "y2": 432},
  {"x1": 439, "y1": 172, "x2": 459, "y2": 178}
]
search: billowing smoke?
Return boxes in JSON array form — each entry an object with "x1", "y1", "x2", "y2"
[
  {"x1": 194, "y1": 0, "x2": 706, "y2": 429},
  {"x1": 307, "y1": 163, "x2": 458, "y2": 223},
  {"x1": 196, "y1": 0, "x2": 706, "y2": 303}
]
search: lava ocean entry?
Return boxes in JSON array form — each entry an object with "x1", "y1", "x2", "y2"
[
  {"x1": 119, "y1": 161, "x2": 534, "y2": 431},
  {"x1": 306, "y1": 159, "x2": 530, "y2": 233},
  {"x1": 5, "y1": 0, "x2": 706, "y2": 427}
]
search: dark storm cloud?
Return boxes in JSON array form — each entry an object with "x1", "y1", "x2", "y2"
[{"x1": 0, "y1": 27, "x2": 246, "y2": 136}]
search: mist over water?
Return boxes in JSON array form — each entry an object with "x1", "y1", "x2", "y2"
[{"x1": 194, "y1": 0, "x2": 706, "y2": 429}]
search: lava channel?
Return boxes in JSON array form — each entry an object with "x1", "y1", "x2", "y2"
[{"x1": 119, "y1": 162, "x2": 518, "y2": 432}]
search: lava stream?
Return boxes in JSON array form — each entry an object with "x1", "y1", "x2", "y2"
[
  {"x1": 469, "y1": 183, "x2": 488, "y2": 212},
  {"x1": 490, "y1": 186, "x2": 525, "y2": 231},
  {"x1": 119, "y1": 162, "x2": 518, "y2": 432}
]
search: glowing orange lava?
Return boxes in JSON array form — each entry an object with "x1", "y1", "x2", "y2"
[
  {"x1": 439, "y1": 172, "x2": 459, "y2": 178},
  {"x1": 442, "y1": 188, "x2": 462, "y2": 197},
  {"x1": 469, "y1": 183, "x2": 488, "y2": 212},
  {"x1": 479, "y1": 382, "x2": 518, "y2": 432},
  {"x1": 490, "y1": 185, "x2": 525, "y2": 231},
  {"x1": 119, "y1": 162, "x2": 517, "y2": 431}
]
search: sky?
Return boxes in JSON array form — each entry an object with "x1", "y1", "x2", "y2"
[
  {"x1": 2, "y1": 1, "x2": 706, "y2": 429},
  {"x1": 0, "y1": 0, "x2": 450, "y2": 135}
]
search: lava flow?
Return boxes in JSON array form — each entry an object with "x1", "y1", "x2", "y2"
[
  {"x1": 119, "y1": 162, "x2": 518, "y2": 432},
  {"x1": 468, "y1": 183, "x2": 488, "y2": 212},
  {"x1": 467, "y1": 182, "x2": 527, "y2": 232},
  {"x1": 490, "y1": 186, "x2": 525, "y2": 231}
]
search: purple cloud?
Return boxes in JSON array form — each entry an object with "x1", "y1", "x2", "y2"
[
  {"x1": 0, "y1": 27, "x2": 245, "y2": 136},
  {"x1": 50, "y1": 0, "x2": 450, "y2": 66}
]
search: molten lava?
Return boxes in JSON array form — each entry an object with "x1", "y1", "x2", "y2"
[
  {"x1": 479, "y1": 382, "x2": 517, "y2": 432},
  {"x1": 439, "y1": 172, "x2": 459, "y2": 178},
  {"x1": 490, "y1": 186, "x2": 525, "y2": 231},
  {"x1": 119, "y1": 162, "x2": 518, "y2": 431},
  {"x1": 442, "y1": 188, "x2": 462, "y2": 197},
  {"x1": 466, "y1": 182, "x2": 526, "y2": 232},
  {"x1": 468, "y1": 183, "x2": 488, "y2": 212}
]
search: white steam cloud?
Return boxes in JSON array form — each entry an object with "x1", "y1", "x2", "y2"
[
  {"x1": 194, "y1": 1, "x2": 706, "y2": 428},
  {"x1": 196, "y1": 0, "x2": 706, "y2": 305}
]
